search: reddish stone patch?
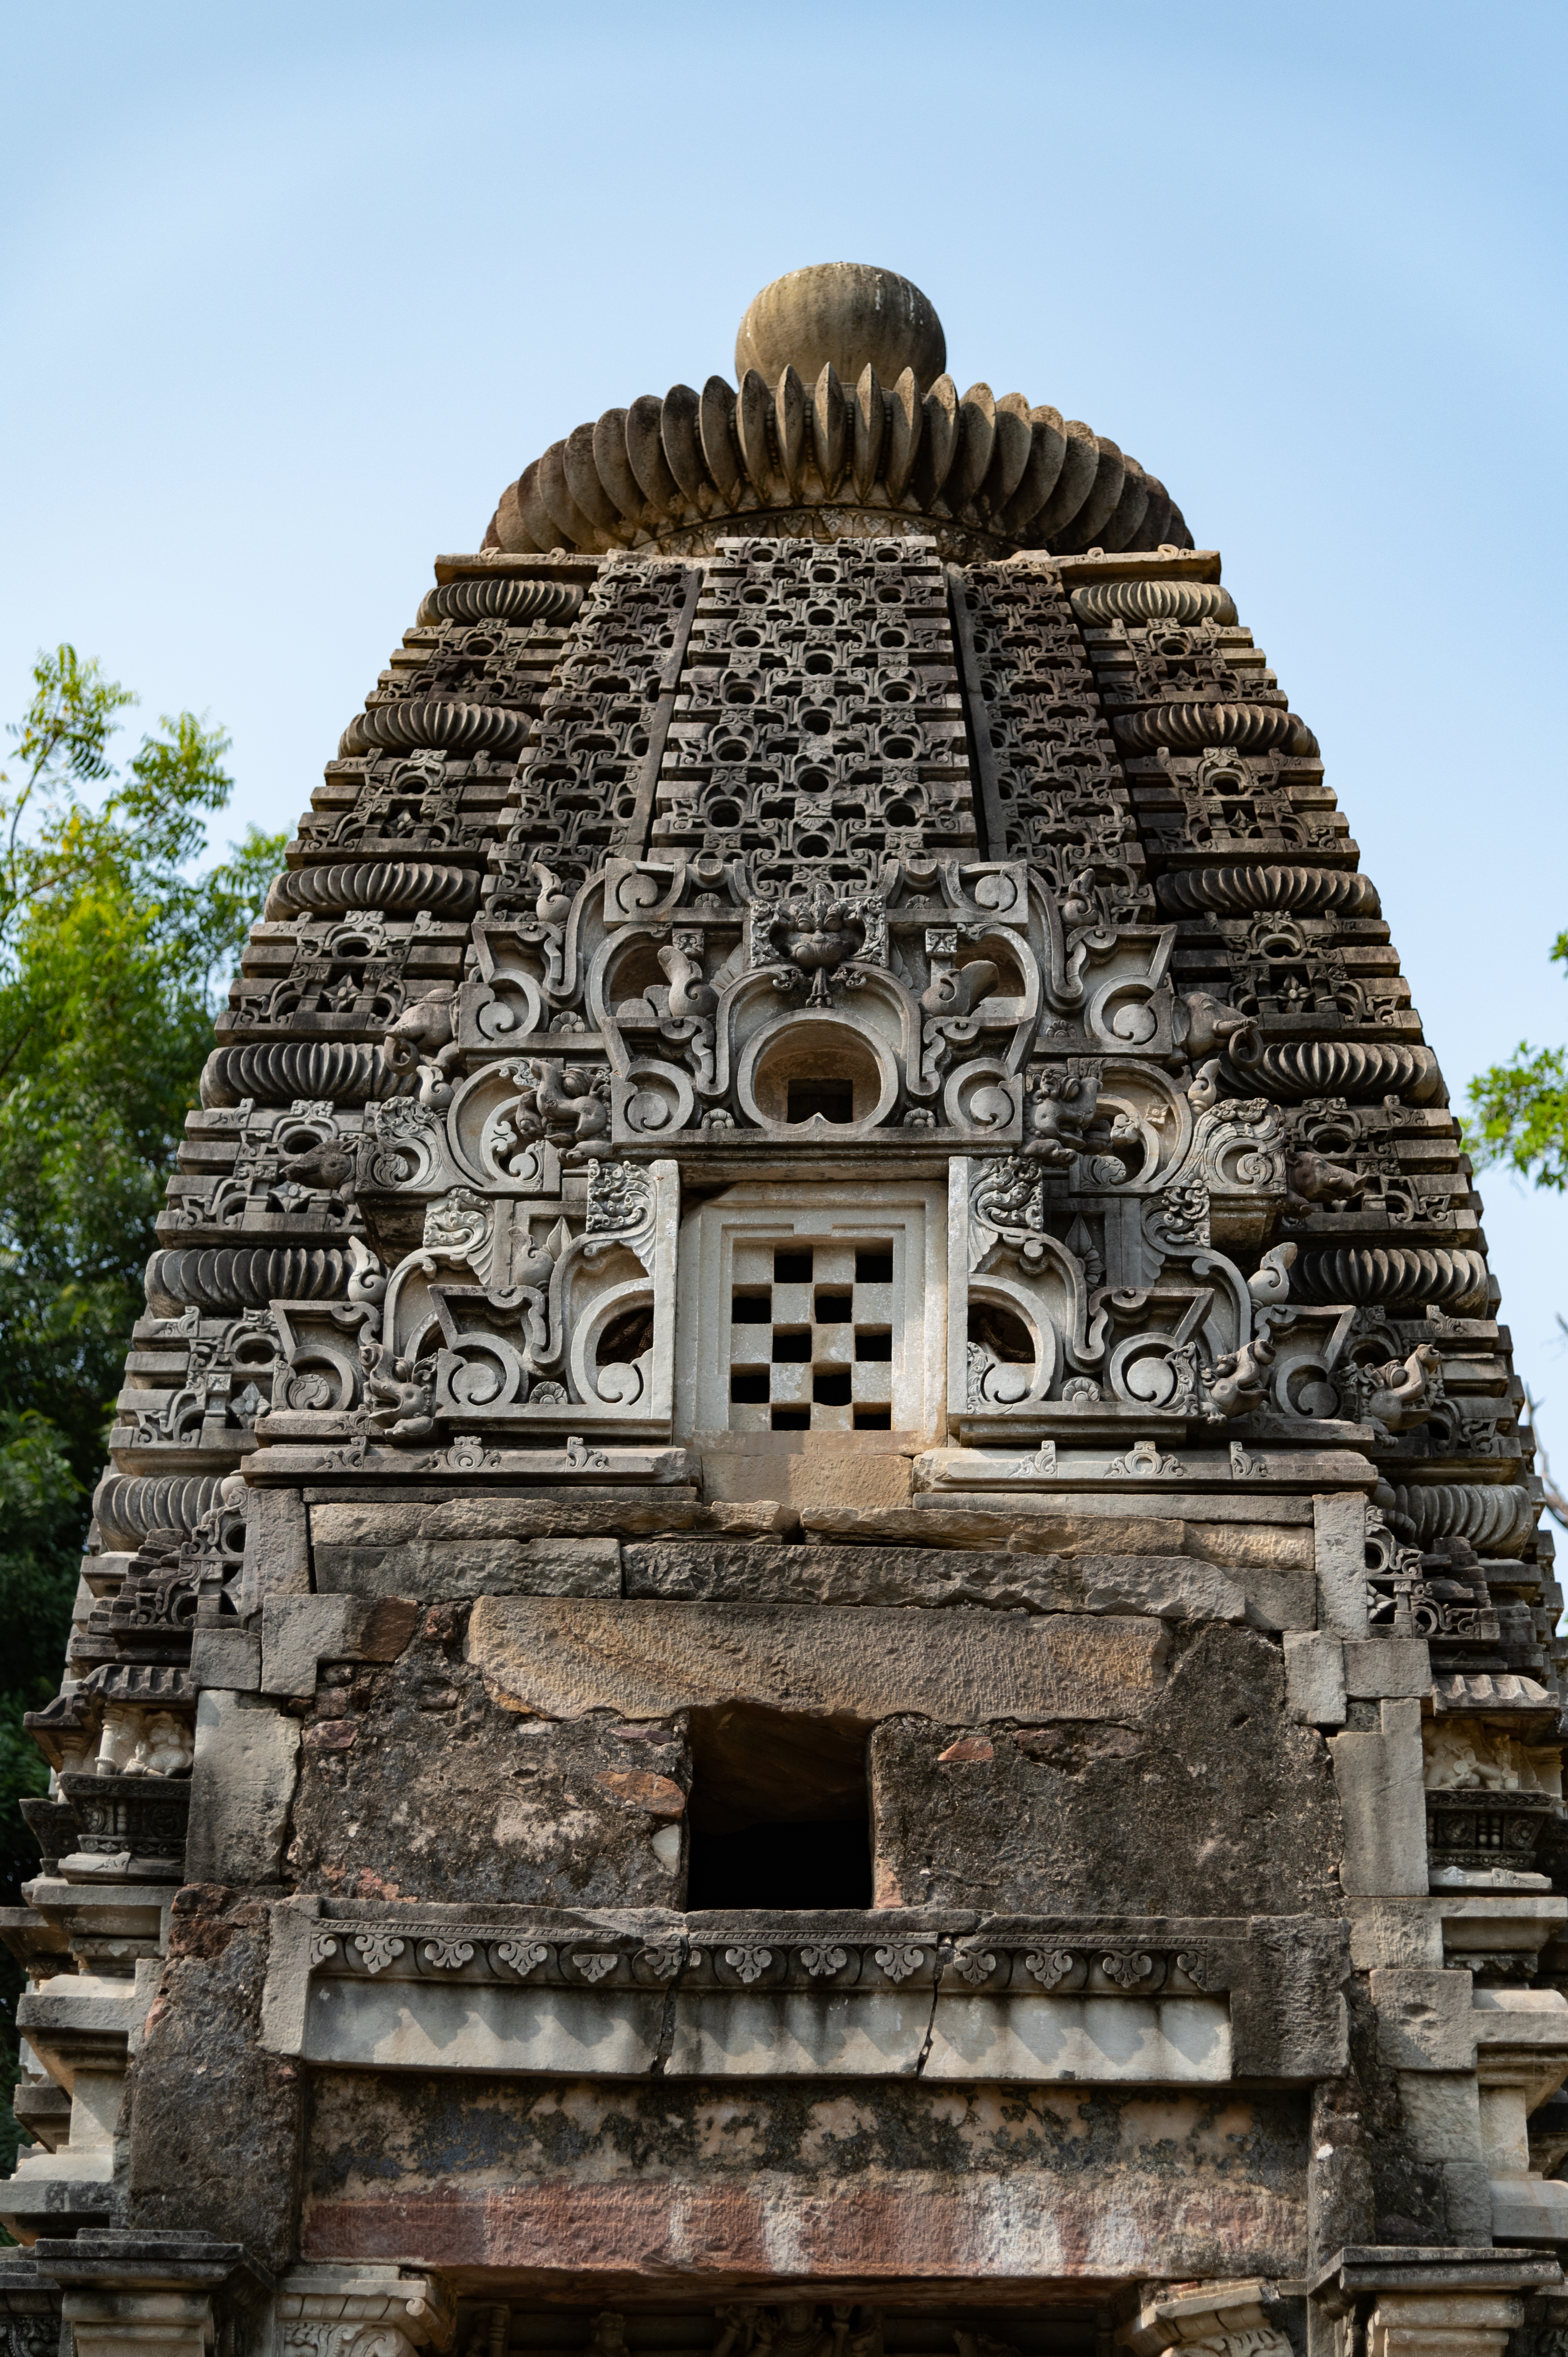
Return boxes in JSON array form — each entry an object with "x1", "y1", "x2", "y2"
[
  {"x1": 592, "y1": 1770, "x2": 686, "y2": 1816},
  {"x1": 302, "y1": 2177, "x2": 1303, "y2": 2291}
]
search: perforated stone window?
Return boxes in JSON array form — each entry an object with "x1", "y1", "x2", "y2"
[
  {"x1": 675, "y1": 1182, "x2": 945, "y2": 1445},
  {"x1": 727, "y1": 1239, "x2": 895, "y2": 1433}
]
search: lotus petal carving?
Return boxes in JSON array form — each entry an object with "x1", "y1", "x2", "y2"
[
  {"x1": 1386, "y1": 1482, "x2": 1535, "y2": 1558},
  {"x1": 1293, "y1": 1246, "x2": 1489, "y2": 1311},
  {"x1": 145, "y1": 1246, "x2": 353, "y2": 1316},
  {"x1": 200, "y1": 1043, "x2": 383, "y2": 1107},
  {"x1": 92, "y1": 1472, "x2": 227, "y2": 1550},
  {"x1": 415, "y1": 578, "x2": 583, "y2": 627},
  {"x1": 340, "y1": 699, "x2": 528, "y2": 760},
  {"x1": 265, "y1": 863, "x2": 479, "y2": 920},
  {"x1": 1070, "y1": 581, "x2": 1238, "y2": 627},
  {"x1": 1230, "y1": 1041, "x2": 1443, "y2": 1103},
  {"x1": 1112, "y1": 703, "x2": 1319, "y2": 757},
  {"x1": 1158, "y1": 866, "x2": 1380, "y2": 918},
  {"x1": 485, "y1": 376, "x2": 1190, "y2": 561}
]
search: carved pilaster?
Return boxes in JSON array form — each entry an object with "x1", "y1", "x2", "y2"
[
  {"x1": 32, "y1": 2233, "x2": 270, "y2": 2357},
  {"x1": 273, "y1": 2269, "x2": 454, "y2": 2357},
  {"x1": 1119, "y1": 2279, "x2": 1293, "y2": 2357},
  {"x1": 1307, "y1": 2245, "x2": 1562, "y2": 2357}
]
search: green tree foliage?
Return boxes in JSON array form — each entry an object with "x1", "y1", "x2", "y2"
[
  {"x1": 0, "y1": 645, "x2": 284, "y2": 2175},
  {"x1": 1466, "y1": 931, "x2": 1568, "y2": 1192}
]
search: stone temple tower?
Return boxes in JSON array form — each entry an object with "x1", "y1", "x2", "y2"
[{"x1": 7, "y1": 261, "x2": 1568, "y2": 2357}]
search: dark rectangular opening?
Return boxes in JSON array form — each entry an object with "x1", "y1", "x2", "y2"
[
  {"x1": 812, "y1": 1369, "x2": 852, "y2": 1406},
  {"x1": 771, "y1": 1328, "x2": 811, "y2": 1362},
  {"x1": 854, "y1": 1329, "x2": 892, "y2": 1360},
  {"x1": 771, "y1": 1405, "x2": 810, "y2": 1429},
  {"x1": 730, "y1": 1291, "x2": 771, "y2": 1324},
  {"x1": 786, "y1": 1077, "x2": 854, "y2": 1124},
  {"x1": 686, "y1": 1819, "x2": 871, "y2": 1909},
  {"x1": 685, "y1": 1701, "x2": 872, "y2": 1910},
  {"x1": 773, "y1": 1248, "x2": 813, "y2": 1283},
  {"x1": 815, "y1": 1291, "x2": 853, "y2": 1323},
  {"x1": 855, "y1": 1247, "x2": 893, "y2": 1283},
  {"x1": 729, "y1": 1370, "x2": 769, "y2": 1403},
  {"x1": 853, "y1": 1407, "x2": 892, "y2": 1430}
]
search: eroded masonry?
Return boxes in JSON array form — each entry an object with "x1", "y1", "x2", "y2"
[{"x1": 6, "y1": 260, "x2": 1568, "y2": 2357}]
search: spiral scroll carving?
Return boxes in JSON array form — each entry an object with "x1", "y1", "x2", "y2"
[
  {"x1": 1070, "y1": 581, "x2": 1238, "y2": 627},
  {"x1": 1111, "y1": 703, "x2": 1320, "y2": 758},
  {"x1": 265, "y1": 863, "x2": 480, "y2": 920},
  {"x1": 340, "y1": 698, "x2": 528, "y2": 761},
  {"x1": 200, "y1": 1043, "x2": 385, "y2": 1108},
  {"x1": 1157, "y1": 867, "x2": 1381, "y2": 918},
  {"x1": 416, "y1": 578, "x2": 584, "y2": 627},
  {"x1": 1229, "y1": 1041, "x2": 1443, "y2": 1103},
  {"x1": 1293, "y1": 1246, "x2": 1489, "y2": 1311},
  {"x1": 93, "y1": 1472, "x2": 226, "y2": 1550},
  {"x1": 146, "y1": 1247, "x2": 353, "y2": 1316},
  {"x1": 1386, "y1": 1483, "x2": 1535, "y2": 1558}
]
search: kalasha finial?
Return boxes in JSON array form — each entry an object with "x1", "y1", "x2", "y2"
[{"x1": 735, "y1": 262, "x2": 946, "y2": 394}]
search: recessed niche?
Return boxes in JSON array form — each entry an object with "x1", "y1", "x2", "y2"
[
  {"x1": 786, "y1": 1077, "x2": 854, "y2": 1124},
  {"x1": 748, "y1": 1019, "x2": 892, "y2": 1129}
]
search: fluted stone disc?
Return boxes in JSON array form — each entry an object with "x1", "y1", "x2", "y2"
[{"x1": 735, "y1": 263, "x2": 946, "y2": 393}]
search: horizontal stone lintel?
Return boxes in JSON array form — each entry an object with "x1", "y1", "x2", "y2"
[
  {"x1": 262, "y1": 1905, "x2": 1348, "y2": 2080},
  {"x1": 299, "y1": 1979, "x2": 1233, "y2": 2083},
  {"x1": 301, "y1": 2168, "x2": 1302, "y2": 2292}
]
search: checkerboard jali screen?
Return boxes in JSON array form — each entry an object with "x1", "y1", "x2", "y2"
[{"x1": 727, "y1": 1241, "x2": 894, "y2": 1431}]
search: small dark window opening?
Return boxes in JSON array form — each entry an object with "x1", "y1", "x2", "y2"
[
  {"x1": 855, "y1": 1329, "x2": 892, "y2": 1361},
  {"x1": 598, "y1": 1306, "x2": 653, "y2": 1364},
  {"x1": 813, "y1": 1369, "x2": 852, "y2": 1406},
  {"x1": 969, "y1": 1302, "x2": 1035, "y2": 1361},
  {"x1": 787, "y1": 1077, "x2": 855, "y2": 1124},
  {"x1": 731, "y1": 1291, "x2": 771, "y2": 1324},
  {"x1": 774, "y1": 1248, "x2": 813, "y2": 1283},
  {"x1": 772, "y1": 1329, "x2": 811, "y2": 1363},
  {"x1": 854, "y1": 1407, "x2": 892, "y2": 1430},
  {"x1": 815, "y1": 1292, "x2": 853, "y2": 1323},
  {"x1": 771, "y1": 1405, "x2": 810, "y2": 1430},
  {"x1": 730, "y1": 1371, "x2": 769, "y2": 1403},
  {"x1": 855, "y1": 1248, "x2": 893, "y2": 1283},
  {"x1": 685, "y1": 1701, "x2": 872, "y2": 1910}
]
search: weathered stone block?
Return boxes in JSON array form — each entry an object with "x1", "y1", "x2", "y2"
[
  {"x1": 285, "y1": 1626, "x2": 690, "y2": 1907},
  {"x1": 261, "y1": 1595, "x2": 418, "y2": 1697},
  {"x1": 1078, "y1": 1557, "x2": 1246, "y2": 1622},
  {"x1": 1397, "y1": 2069, "x2": 1483, "y2": 2161},
  {"x1": 621, "y1": 1539, "x2": 1081, "y2": 1612},
  {"x1": 1330, "y1": 1697, "x2": 1428, "y2": 1897},
  {"x1": 188, "y1": 1626, "x2": 261, "y2": 1694},
  {"x1": 238, "y1": 1484, "x2": 309, "y2": 1615},
  {"x1": 867, "y1": 1626, "x2": 1340, "y2": 1916},
  {"x1": 1315, "y1": 1492, "x2": 1370, "y2": 1640},
  {"x1": 125, "y1": 1883, "x2": 302, "y2": 2268},
  {"x1": 699, "y1": 1446, "x2": 915, "y2": 1511},
  {"x1": 315, "y1": 1535, "x2": 621, "y2": 1602},
  {"x1": 1285, "y1": 1632, "x2": 1346, "y2": 1726},
  {"x1": 1370, "y1": 1967, "x2": 1477, "y2": 2070},
  {"x1": 299, "y1": 2069, "x2": 1311, "y2": 2287},
  {"x1": 1344, "y1": 1638, "x2": 1432, "y2": 1700},
  {"x1": 185, "y1": 1691, "x2": 299, "y2": 1886},
  {"x1": 465, "y1": 1596, "x2": 1171, "y2": 1728}
]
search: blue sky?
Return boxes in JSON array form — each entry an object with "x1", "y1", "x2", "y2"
[{"x1": 4, "y1": 0, "x2": 1566, "y2": 1473}]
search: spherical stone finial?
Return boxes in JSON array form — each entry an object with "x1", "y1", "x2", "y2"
[{"x1": 735, "y1": 263, "x2": 946, "y2": 393}]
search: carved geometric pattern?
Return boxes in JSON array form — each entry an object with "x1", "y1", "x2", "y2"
[
  {"x1": 952, "y1": 564, "x2": 1150, "y2": 923},
  {"x1": 491, "y1": 560, "x2": 696, "y2": 895},
  {"x1": 651, "y1": 535, "x2": 978, "y2": 894},
  {"x1": 725, "y1": 1237, "x2": 895, "y2": 1435}
]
